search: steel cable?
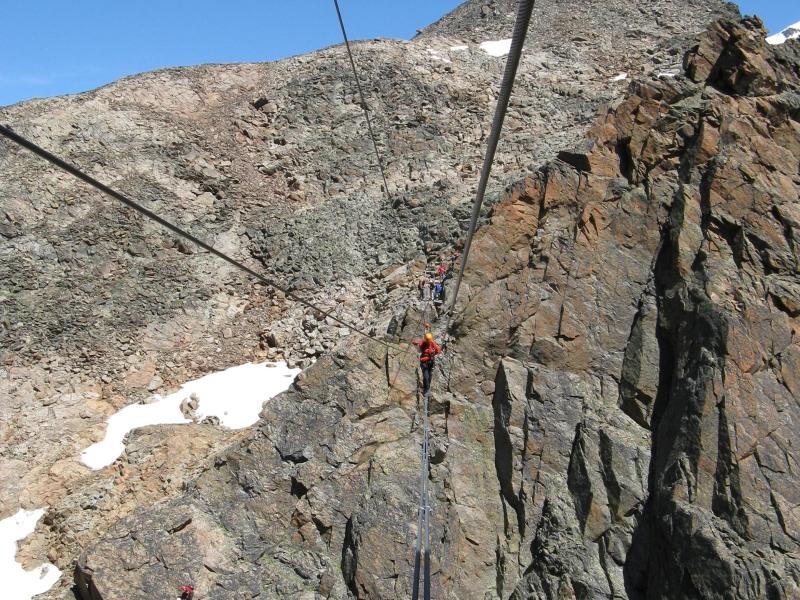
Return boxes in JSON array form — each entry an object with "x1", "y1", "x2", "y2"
[
  {"x1": 413, "y1": 388, "x2": 433, "y2": 600},
  {"x1": 0, "y1": 124, "x2": 399, "y2": 350},
  {"x1": 422, "y1": 388, "x2": 431, "y2": 600},
  {"x1": 332, "y1": 0, "x2": 392, "y2": 201},
  {"x1": 408, "y1": 296, "x2": 437, "y2": 600},
  {"x1": 448, "y1": 0, "x2": 536, "y2": 311},
  {"x1": 407, "y1": 299, "x2": 431, "y2": 599}
]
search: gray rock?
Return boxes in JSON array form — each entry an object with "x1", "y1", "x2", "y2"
[{"x1": 7, "y1": 3, "x2": 794, "y2": 600}]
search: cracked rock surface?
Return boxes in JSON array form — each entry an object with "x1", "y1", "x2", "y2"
[
  {"x1": 71, "y1": 15, "x2": 800, "y2": 600},
  {"x1": 6, "y1": 1, "x2": 800, "y2": 600}
]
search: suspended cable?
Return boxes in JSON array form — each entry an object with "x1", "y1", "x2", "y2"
[
  {"x1": 411, "y1": 306, "x2": 430, "y2": 600},
  {"x1": 422, "y1": 387, "x2": 432, "y2": 600},
  {"x1": 448, "y1": 0, "x2": 536, "y2": 311},
  {"x1": 0, "y1": 124, "x2": 398, "y2": 350},
  {"x1": 332, "y1": 0, "x2": 392, "y2": 201},
  {"x1": 412, "y1": 390, "x2": 432, "y2": 600},
  {"x1": 408, "y1": 298, "x2": 435, "y2": 600}
]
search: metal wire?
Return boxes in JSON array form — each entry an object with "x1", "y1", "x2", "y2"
[
  {"x1": 413, "y1": 388, "x2": 432, "y2": 600},
  {"x1": 422, "y1": 388, "x2": 431, "y2": 600},
  {"x1": 408, "y1": 298, "x2": 436, "y2": 599},
  {"x1": 448, "y1": 0, "x2": 536, "y2": 311},
  {"x1": 0, "y1": 124, "x2": 398, "y2": 350},
  {"x1": 332, "y1": 0, "x2": 392, "y2": 201}
]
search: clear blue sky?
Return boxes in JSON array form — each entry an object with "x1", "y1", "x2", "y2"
[{"x1": 0, "y1": 0, "x2": 796, "y2": 107}]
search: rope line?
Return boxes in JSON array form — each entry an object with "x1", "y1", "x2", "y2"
[
  {"x1": 0, "y1": 124, "x2": 398, "y2": 350},
  {"x1": 408, "y1": 299, "x2": 434, "y2": 600},
  {"x1": 423, "y1": 388, "x2": 431, "y2": 600},
  {"x1": 448, "y1": 0, "x2": 536, "y2": 311},
  {"x1": 332, "y1": 0, "x2": 392, "y2": 201},
  {"x1": 413, "y1": 388, "x2": 432, "y2": 600}
]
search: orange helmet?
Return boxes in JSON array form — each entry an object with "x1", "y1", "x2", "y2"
[{"x1": 424, "y1": 332, "x2": 434, "y2": 341}]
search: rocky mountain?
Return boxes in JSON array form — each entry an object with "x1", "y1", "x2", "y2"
[
  {"x1": 2, "y1": 1, "x2": 798, "y2": 599},
  {"x1": 69, "y1": 15, "x2": 800, "y2": 600}
]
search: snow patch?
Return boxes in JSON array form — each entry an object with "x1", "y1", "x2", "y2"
[
  {"x1": 610, "y1": 72, "x2": 628, "y2": 82},
  {"x1": 479, "y1": 38, "x2": 512, "y2": 57},
  {"x1": 192, "y1": 362, "x2": 300, "y2": 428},
  {"x1": 1, "y1": 508, "x2": 62, "y2": 600},
  {"x1": 449, "y1": 45, "x2": 468, "y2": 51},
  {"x1": 766, "y1": 20, "x2": 800, "y2": 45},
  {"x1": 81, "y1": 390, "x2": 190, "y2": 469},
  {"x1": 81, "y1": 361, "x2": 300, "y2": 470}
]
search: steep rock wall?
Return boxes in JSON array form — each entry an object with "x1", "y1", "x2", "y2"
[
  {"x1": 1, "y1": 2, "x2": 742, "y2": 598},
  {"x1": 76, "y1": 17, "x2": 799, "y2": 600}
]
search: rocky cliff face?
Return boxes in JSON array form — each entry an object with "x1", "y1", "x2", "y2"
[
  {"x1": 456, "y1": 18, "x2": 800, "y2": 598},
  {"x1": 70, "y1": 14, "x2": 800, "y2": 600},
  {"x1": 3, "y1": 1, "x2": 797, "y2": 599}
]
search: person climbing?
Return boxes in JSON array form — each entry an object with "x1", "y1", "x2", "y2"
[
  {"x1": 418, "y1": 275, "x2": 427, "y2": 300},
  {"x1": 437, "y1": 262, "x2": 447, "y2": 278},
  {"x1": 179, "y1": 585, "x2": 194, "y2": 600},
  {"x1": 436, "y1": 278, "x2": 446, "y2": 303},
  {"x1": 413, "y1": 332, "x2": 442, "y2": 395},
  {"x1": 433, "y1": 280, "x2": 444, "y2": 304},
  {"x1": 448, "y1": 251, "x2": 461, "y2": 274},
  {"x1": 387, "y1": 314, "x2": 399, "y2": 336}
]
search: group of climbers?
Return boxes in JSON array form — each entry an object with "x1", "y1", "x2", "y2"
[
  {"x1": 410, "y1": 253, "x2": 459, "y2": 395},
  {"x1": 418, "y1": 275, "x2": 446, "y2": 304},
  {"x1": 417, "y1": 274, "x2": 443, "y2": 303},
  {"x1": 416, "y1": 252, "x2": 459, "y2": 307}
]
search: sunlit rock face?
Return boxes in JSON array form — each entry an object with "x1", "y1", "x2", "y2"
[
  {"x1": 74, "y1": 14, "x2": 799, "y2": 600},
  {"x1": 8, "y1": 1, "x2": 799, "y2": 599}
]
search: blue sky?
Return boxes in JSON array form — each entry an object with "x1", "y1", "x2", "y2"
[{"x1": 0, "y1": 0, "x2": 796, "y2": 107}]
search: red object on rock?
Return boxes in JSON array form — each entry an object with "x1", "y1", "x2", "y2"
[{"x1": 180, "y1": 585, "x2": 194, "y2": 599}]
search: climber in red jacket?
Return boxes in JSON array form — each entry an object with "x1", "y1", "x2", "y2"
[
  {"x1": 413, "y1": 332, "x2": 442, "y2": 395},
  {"x1": 179, "y1": 585, "x2": 194, "y2": 600}
]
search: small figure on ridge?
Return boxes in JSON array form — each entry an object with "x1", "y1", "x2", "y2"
[{"x1": 418, "y1": 275, "x2": 428, "y2": 300}]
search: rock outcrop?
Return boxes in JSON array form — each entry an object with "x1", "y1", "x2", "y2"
[
  {"x1": 72, "y1": 15, "x2": 800, "y2": 600},
  {"x1": 2, "y1": 3, "x2": 745, "y2": 597}
]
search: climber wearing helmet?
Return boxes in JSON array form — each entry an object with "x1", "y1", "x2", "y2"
[{"x1": 412, "y1": 332, "x2": 442, "y2": 395}]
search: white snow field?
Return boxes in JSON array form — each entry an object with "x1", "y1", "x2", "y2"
[
  {"x1": 766, "y1": 20, "x2": 800, "y2": 45},
  {"x1": 81, "y1": 361, "x2": 301, "y2": 470},
  {"x1": 479, "y1": 38, "x2": 512, "y2": 56},
  {"x1": 0, "y1": 508, "x2": 62, "y2": 600}
]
